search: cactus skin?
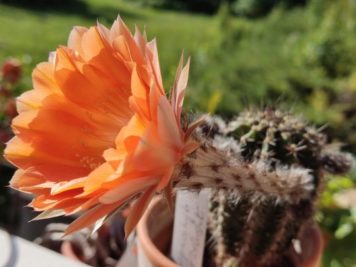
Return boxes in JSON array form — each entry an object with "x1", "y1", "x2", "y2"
[
  {"x1": 204, "y1": 109, "x2": 352, "y2": 267},
  {"x1": 226, "y1": 108, "x2": 352, "y2": 183}
]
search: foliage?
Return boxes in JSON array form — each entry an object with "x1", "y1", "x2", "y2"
[
  {"x1": 317, "y1": 170, "x2": 356, "y2": 267},
  {"x1": 187, "y1": 0, "x2": 356, "y2": 154},
  {"x1": 127, "y1": 0, "x2": 223, "y2": 14},
  {"x1": 130, "y1": 0, "x2": 307, "y2": 15}
]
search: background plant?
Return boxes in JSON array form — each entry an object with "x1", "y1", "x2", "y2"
[{"x1": 0, "y1": 58, "x2": 21, "y2": 228}]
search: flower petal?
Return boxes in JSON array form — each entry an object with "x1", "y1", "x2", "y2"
[
  {"x1": 65, "y1": 201, "x2": 125, "y2": 236},
  {"x1": 99, "y1": 176, "x2": 159, "y2": 204},
  {"x1": 124, "y1": 185, "x2": 156, "y2": 237}
]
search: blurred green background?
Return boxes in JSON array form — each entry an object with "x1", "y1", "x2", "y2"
[{"x1": 0, "y1": 0, "x2": 355, "y2": 266}]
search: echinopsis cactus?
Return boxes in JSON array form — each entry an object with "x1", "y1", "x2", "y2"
[{"x1": 194, "y1": 109, "x2": 353, "y2": 267}]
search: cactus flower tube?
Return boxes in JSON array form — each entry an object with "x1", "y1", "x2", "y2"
[{"x1": 5, "y1": 17, "x2": 196, "y2": 236}]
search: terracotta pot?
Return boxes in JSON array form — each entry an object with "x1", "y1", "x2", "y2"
[
  {"x1": 288, "y1": 223, "x2": 324, "y2": 267},
  {"x1": 136, "y1": 197, "x2": 177, "y2": 267},
  {"x1": 137, "y1": 197, "x2": 324, "y2": 267}
]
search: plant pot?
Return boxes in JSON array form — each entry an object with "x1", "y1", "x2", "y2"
[
  {"x1": 288, "y1": 223, "x2": 324, "y2": 267},
  {"x1": 136, "y1": 197, "x2": 177, "y2": 267},
  {"x1": 137, "y1": 197, "x2": 324, "y2": 267}
]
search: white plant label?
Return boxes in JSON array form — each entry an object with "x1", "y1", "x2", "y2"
[{"x1": 170, "y1": 189, "x2": 210, "y2": 267}]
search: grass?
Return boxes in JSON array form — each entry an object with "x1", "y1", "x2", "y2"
[{"x1": 0, "y1": 0, "x2": 216, "y2": 92}]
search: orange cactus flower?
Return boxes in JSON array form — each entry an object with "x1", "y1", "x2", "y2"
[{"x1": 5, "y1": 17, "x2": 197, "y2": 236}]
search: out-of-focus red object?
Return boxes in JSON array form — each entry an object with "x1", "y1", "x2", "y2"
[
  {"x1": 0, "y1": 86, "x2": 11, "y2": 97},
  {"x1": 1, "y1": 59, "x2": 22, "y2": 85},
  {"x1": 0, "y1": 130, "x2": 11, "y2": 143},
  {"x1": 4, "y1": 98, "x2": 18, "y2": 119}
]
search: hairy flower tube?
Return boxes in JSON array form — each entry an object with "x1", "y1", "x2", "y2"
[{"x1": 4, "y1": 17, "x2": 196, "y2": 236}]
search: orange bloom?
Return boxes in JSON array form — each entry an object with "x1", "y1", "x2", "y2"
[{"x1": 5, "y1": 17, "x2": 196, "y2": 236}]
